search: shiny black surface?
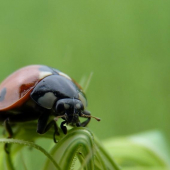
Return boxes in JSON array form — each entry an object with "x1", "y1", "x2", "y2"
[{"x1": 31, "y1": 75, "x2": 82, "y2": 108}]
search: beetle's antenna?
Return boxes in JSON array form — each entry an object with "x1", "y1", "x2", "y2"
[{"x1": 81, "y1": 113, "x2": 101, "y2": 121}]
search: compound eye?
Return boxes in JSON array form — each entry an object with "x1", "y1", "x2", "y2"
[
  {"x1": 75, "y1": 103, "x2": 81, "y2": 109},
  {"x1": 64, "y1": 103, "x2": 70, "y2": 109}
]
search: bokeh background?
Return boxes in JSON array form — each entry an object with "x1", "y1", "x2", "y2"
[{"x1": 0, "y1": 0, "x2": 170, "y2": 145}]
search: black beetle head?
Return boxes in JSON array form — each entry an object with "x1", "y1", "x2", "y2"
[{"x1": 55, "y1": 98, "x2": 84, "y2": 126}]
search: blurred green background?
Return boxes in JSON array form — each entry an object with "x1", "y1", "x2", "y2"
[{"x1": 0, "y1": 0, "x2": 170, "y2": 144}]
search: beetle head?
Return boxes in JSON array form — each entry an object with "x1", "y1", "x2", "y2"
[{"x1": 54, "y1": 98, "x2": 84, "y2": 126}]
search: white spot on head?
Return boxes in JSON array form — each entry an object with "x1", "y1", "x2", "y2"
[
  {"x1": 75, "y1": 103, "x2": 81, "y2": 109},
  {"x1": 38, "y1": 92, "x2": 57, "y2": 109},
  {"x1": 39, "y1": 71, "x2": 52, "y2": 79},
  {"x1": 64, "y1": 103, "x2": 70, "y2": 109},
  {"x1": 59, "y1": 72, "x2": 71, "y2": 80},
  {"x1": 78, "y1": 93, "x2": 87, "y2": 108}
]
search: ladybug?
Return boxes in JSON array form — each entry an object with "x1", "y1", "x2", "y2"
[{"x1": 0, "y1": 65, "x2": 100, "y2": 143}]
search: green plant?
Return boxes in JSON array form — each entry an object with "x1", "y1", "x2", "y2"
[
  {"x1": 0, "y1": 122, "x2": 120, "y2": 170},
  {"x1": 0, "y1": 122, "x2": 170, "y2": 170}
]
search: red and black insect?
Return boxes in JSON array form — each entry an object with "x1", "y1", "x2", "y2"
[{"x1": 0, "y1": 65, "x2": 100, "y2": 143}]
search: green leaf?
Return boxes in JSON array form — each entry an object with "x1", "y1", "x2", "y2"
[
  {"x1": 44, "y1": 127, "x2": 120, "y2": 170},
  {"x1": 0, "y1": 124, "x2": 120, "y2": 170},
  {"x1": 103, "y1": 130, "x2": 170, "y2": 169},
  {"x1": 0, "y1": 138, "x2": 61, "y2": 170}
]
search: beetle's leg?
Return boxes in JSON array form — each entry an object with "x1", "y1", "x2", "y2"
[
  {"x1": 79, "y1": 110, "x2": 91, "y2": 127},
  {"x1": 4, "y1": 118, "x2": 13, "y2": 154},
  {"x1": 60, "y1": 121, "x2": 67, "y2": 134},
  {"x1": 44, "y1": 120, "x2": 59, "y2": 143},
  {"x1": 4, "y1": 118, "x2": 13, "y2": 138},
  {"x1": 37, "y1": 113, "x2": 59, "y2": 143},
  {"x1": 79, "y1": 117, "x2": 91, "y2": 127},
  {"x1": 37, "y1": 113, "x2": 49, "y2": 134}
]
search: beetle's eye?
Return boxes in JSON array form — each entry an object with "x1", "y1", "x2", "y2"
[
  {"x1": 75, "y1": 103, "x2": 81, "y2": 109},
  {"x1": 64, "y1": 103, "x2": 70, "y2": 109}
]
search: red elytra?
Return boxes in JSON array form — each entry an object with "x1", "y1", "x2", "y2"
[{"x1": 0, "y1": 65, "x2": 53, "y2": 111}]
